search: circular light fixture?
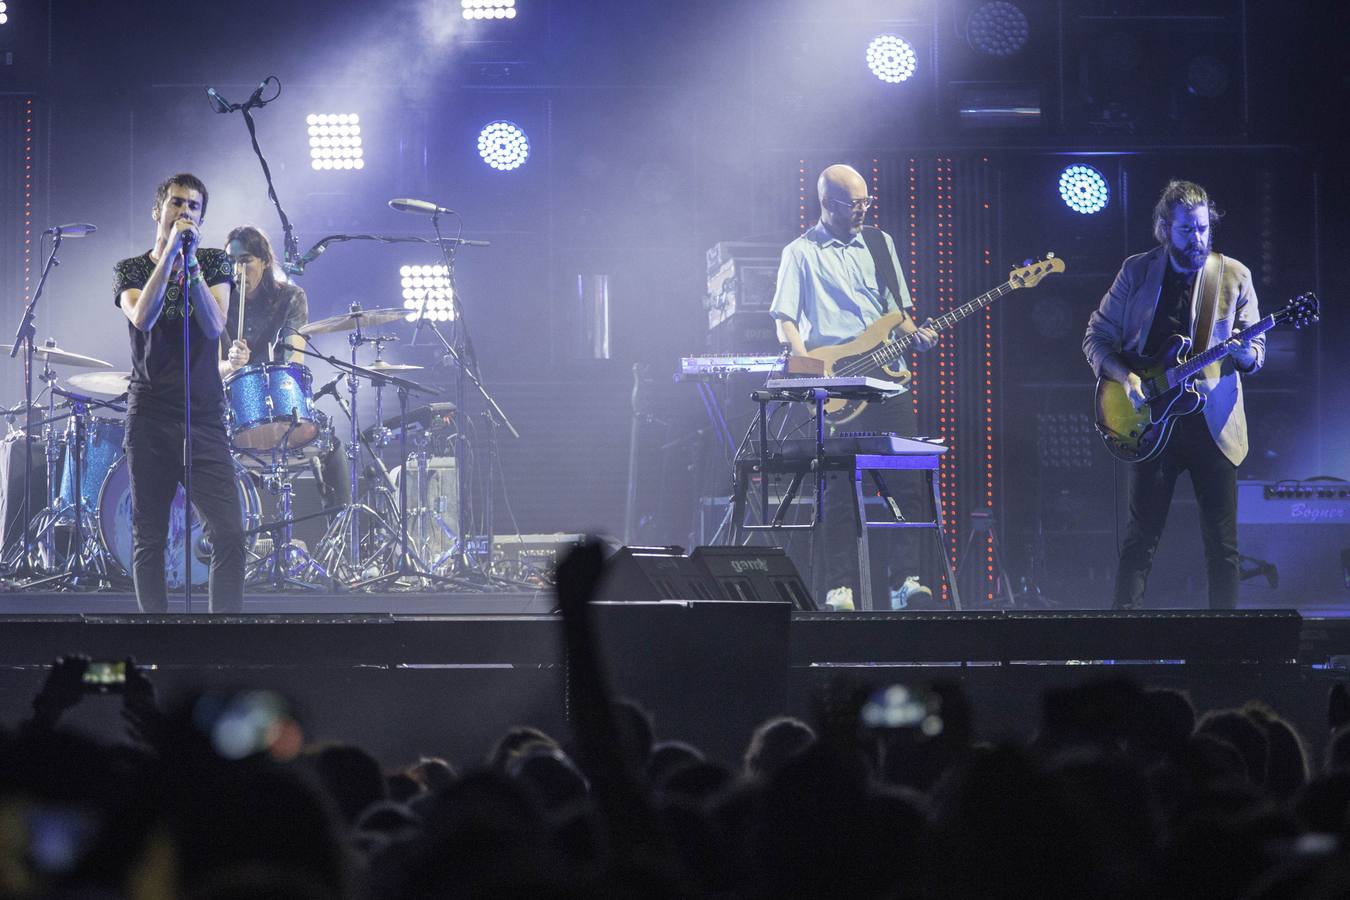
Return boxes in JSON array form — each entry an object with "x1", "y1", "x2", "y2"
[
  {"x1": 477, "y1": 120, "x2": 530, "y2": 171},
  {"x1": 967, "y1": 2, "x2": 1030, "y2": 58},
  {"x1": 1058, "y1": 165, "x2": 1110, "y2": 215},
  {"x1": 866, "y1": 34, "x2": 917, "y2": 84}
]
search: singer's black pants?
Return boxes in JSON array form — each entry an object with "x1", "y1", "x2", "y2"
[
  {"x1": 125, "y1": 413, "x2": 246, "y2": 613},
  {"x1": 1112, "y1": 412, "x2": 1239, "y2": 610}
]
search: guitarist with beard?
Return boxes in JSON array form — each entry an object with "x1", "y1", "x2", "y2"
[
  {"x1": 769, "y1": 164, "x2": 938, "y2": 611},
  {"x1": 1083, "y1": 180, "x2": 1264, "y2": 611}
]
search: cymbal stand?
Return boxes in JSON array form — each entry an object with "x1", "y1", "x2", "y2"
[
  {"x1": 247, "y1": 417, "x2": 329, "y2": 591},
  {"x1": 310, "y1": 314, "x2": 400, "y2": 583},
  {"x1": 25, "y1": 391, "x2": 117, "y2": 590},
  {"x1": 6, "y1": 229, "x2": 63, "y2": 579},
  {"x1": 352, "y1": 381, "x2": 461, "y2": 592}
]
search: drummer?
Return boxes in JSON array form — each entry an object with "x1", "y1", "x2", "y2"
[{"x1": 221, "y1": 225, "x2": 350, "y2": 509}]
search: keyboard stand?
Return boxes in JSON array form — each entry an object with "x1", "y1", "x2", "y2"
[{"x1": 727, "y1": 386, "x2": 961, "y2": 611}]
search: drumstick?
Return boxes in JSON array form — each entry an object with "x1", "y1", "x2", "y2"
[{"x1": 234, "y1": 260, "x2": 248, "y2": 359}]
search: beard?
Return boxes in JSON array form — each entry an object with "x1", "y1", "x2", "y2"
[{"x1": 1168, "y1": 239, "x2": 1209, "y2": 272}]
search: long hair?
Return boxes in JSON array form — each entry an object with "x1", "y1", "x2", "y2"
[
  {"x1": 1151, "y1": 179, "x2": 1223, "y2": 244},
  {"x1": 224, "y1": 224, "x2": 283, "y2": 294}
]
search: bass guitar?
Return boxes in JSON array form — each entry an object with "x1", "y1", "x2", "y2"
[
  {"x1": 1094, "y1": 292, "x2": 1319, "y2": 463},
  {"x1": 804, "y1": 255, "x2": 1065, "y2": 425}
]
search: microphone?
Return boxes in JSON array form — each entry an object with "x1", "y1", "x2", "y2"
[
  {"x1": 389, "y1": 198, "x2": 454, "y2": 216},
  {"x1": 313, "y1": 373, "x2": 343, "y2": 402},
  {"x1": 205, "y1": 86, "x2": 234, "y2": 114},
  {"x1": 43, "y1": 223, "x2": 97, "y2": 237},
  {"x1": 243, "y1": 78, "x2": 270, "y2": 110},
  {"x1": 282, "y1": 242, "x2": 328, "y2": 276}
]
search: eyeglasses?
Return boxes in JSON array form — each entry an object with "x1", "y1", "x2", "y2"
[{"x1": 824, "y1": 196, "x2": 875, "y2": 212}]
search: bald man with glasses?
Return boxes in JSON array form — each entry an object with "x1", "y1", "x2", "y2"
[{"x1": 769, "y1": 164, "x2": 938, "y2": 611}]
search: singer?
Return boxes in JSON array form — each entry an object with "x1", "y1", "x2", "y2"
[
  {"x1": 113, "y1": 173, "x2": 246, "y2": 613},
  {"x1": 220, "y1": 224, "x2": 350, "y2": 510}
]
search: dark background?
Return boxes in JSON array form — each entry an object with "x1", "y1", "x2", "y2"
[{"x1": 2, "y1": 0, "x2": 1346, "y2": 606}]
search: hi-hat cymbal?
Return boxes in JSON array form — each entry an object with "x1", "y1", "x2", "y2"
[
  {"x1": 368, "y1": 360, "x2": 424, "y2": 372},
  {"x1": 2, "y1": 341, "x2": 114, "y2": 369},
  {"x1": 67, "y1": 371, "x2": 131, "y2": 396},
  {"x1": 298, "y1": 307, "x2": 407, "y2": 336}
]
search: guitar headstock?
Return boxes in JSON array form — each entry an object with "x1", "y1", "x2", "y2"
[
  {"x1": 1278, "y1": 292, "x2": 1320, "y2": 329},
  {"x1": 1009, "y1": 254, "x2": 1066, "y2": 289}
]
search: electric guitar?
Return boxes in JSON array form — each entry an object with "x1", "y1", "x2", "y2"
[
  {"x1": 804, "y1": 255, "x2": 1066, "y2": 425},
  {"x1": 1094, "y1": 292, "x2": 1319, "y2": 463}
]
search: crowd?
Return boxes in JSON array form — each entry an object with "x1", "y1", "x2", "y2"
[{"x1": 3, "y1": 540, "x2": 1350, "y2": 899}]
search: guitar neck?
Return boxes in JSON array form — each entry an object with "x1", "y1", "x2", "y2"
[
  {"x1": 874, "y1": 281, "x2": 1016, "y2": 367},
  {"x1": 1169, "y1": 314, "x2": 1278, "y2": 385}
]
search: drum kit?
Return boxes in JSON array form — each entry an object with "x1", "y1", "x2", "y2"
[{"x1": 1, "y1": 305, "x2": 475, "y2": 593}]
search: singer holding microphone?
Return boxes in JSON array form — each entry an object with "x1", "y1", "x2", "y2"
[
  {"x1": 113, "y1": 173, "x2": 246, "y2": 613},
  {"x1": 220, "y1": 224, "x2": 350, "y2": 511}
]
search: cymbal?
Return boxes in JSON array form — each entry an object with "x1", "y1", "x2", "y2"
[
  {"x1": 67, "y1": 371, "x2": 131, "y2": 396},
  {"x1": 299, "y1": 307, "x2": 407, "y2": 336},
  {"x1": 368, "y1": 360, "x2": 424, "y2": 372},
  {"x1": 1, "y1": 341, "x2": 114, "y2": 369}
]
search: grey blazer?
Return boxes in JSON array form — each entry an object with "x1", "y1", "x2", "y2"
[{"x1": 1083, "y1": 246, "x2": 1264, "y2": 466}]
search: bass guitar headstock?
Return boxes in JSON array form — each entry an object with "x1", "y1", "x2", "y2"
[{"x1": 1009, "y1": 254, "x2": 1066, "y2": 289}]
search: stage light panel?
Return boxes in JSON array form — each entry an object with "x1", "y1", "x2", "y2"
[
  {"x1": 967, "y1": 1, "x2": 1029, "y2": 58},
  {"x1": 1058, "y1": 164, "x2": 1109, "y2": 214},
  {"x1": 462, "y1": 0, "x2": 516, "y2": 20},
  {"x1": 0, "y1": 1, "x2": 8, "y2": 25},
  {"x1": 400, "y1": 264, "x2": 455, "y2": 322},
  {"x1": 866, "y1": 34, "x2": 917, "y2": 84},
  {"x1": 307, "y1": 113, "x2": 364, "y2": 171},
  {"x1": 477, "y1": 120, "x2": 530, "y2": 171}
]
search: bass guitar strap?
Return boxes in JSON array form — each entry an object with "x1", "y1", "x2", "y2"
[
  {"x1": 1191, "y1": 252, "x2": 1225, "y2": 358},
  {"x1": 861, "y1": 226, "x2": 906, "y2": 317}
]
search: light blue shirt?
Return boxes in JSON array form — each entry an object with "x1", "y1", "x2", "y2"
[{"x1": 769, "y1": 222, "x2": 913, "y2": 351}]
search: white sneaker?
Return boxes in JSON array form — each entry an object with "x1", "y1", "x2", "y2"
[
  {"x1": 891, "y1": 576, "x2": 932, "y2": 609},
  {"x1": 825, "y1": 586, "x2": 855, "y2": 611}
]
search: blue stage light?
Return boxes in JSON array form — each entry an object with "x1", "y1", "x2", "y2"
[
  {"x1": 967, "y1": 2, "x2": 1029, "y2": 58},
  {"x1": 462, "y1": 0, "x2": 516, "y2": 20},
  {"x1": 400, "y1": 264, "x2": 455, "y2": 322},
  {"x1": 866, "y1": 34, "x2": 917, "y2": 84},
  {"x1": 1058, "y1": 165, "x2": 1109, "y2": 214},
  {"x1": 477, "y1": 121, "x2": 530, "y2": 171},
  {"x1": 306, "y1": 113, "x2": 364, "y2": 171}
]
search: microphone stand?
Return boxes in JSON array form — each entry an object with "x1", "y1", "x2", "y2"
[
  {"x1": 181, "y1": 247, "x2": 195, "y2": 613},
  {"x1": 6, "y1": 230, "x2": 64, "y2": 579},
  {"x1": 416, "y1": 212, "x2": 519, "y2": 584}
]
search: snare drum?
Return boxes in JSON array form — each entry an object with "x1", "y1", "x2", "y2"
[
  {"x1": 231, "y1": 409, "x2": 333, "y2": 470},
  {"x1": 58, "y1": 417, "x2": 125, "y2": 511},
  {"x1": 223, "y1": 362, "x2": 319, "y2": 451},
  {"x1": 96, "y1": 456, "x2": 261, "y2": 588}
]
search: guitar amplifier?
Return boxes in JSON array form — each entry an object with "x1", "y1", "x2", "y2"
[
  {"x1": 706, "y1": 257, "x2": 778, "y2": 330},
  {"x1": 1237, "y1": 480, "x2": 1350, "y2": 609}
]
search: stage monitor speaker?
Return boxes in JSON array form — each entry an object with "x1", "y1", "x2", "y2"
[
  {"x1": 690, "y1": 545, "x2": 816, "y2": 610},
  {"x1": 597, "y1": 546, "x2": 725, "y2": 603}
]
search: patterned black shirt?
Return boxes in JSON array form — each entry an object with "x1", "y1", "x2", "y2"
[{"x1": 113, "y1": 247, "x2": 232, "y2": 420}]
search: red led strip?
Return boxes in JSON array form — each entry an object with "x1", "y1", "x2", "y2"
[
  {"x1": 23, "y1": 98, "x2": 34, "y2": 298},
  {"x1": 981, "y1": 157, "x2": 995, "y2": 602},
  {"x1": 798, "y1": 160, "x2": 809, "y2": 233},
  {"x1": 935, "y1": 158, "x2": 957, "y2": 601}
]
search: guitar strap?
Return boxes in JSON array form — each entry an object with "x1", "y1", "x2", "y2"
[
  {"x1": 861, "y1": 227, "x2": 905, "y2": 316},
  {"x1": 1191, "y1": 252, "x2": 1225, "y2": 354}
]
